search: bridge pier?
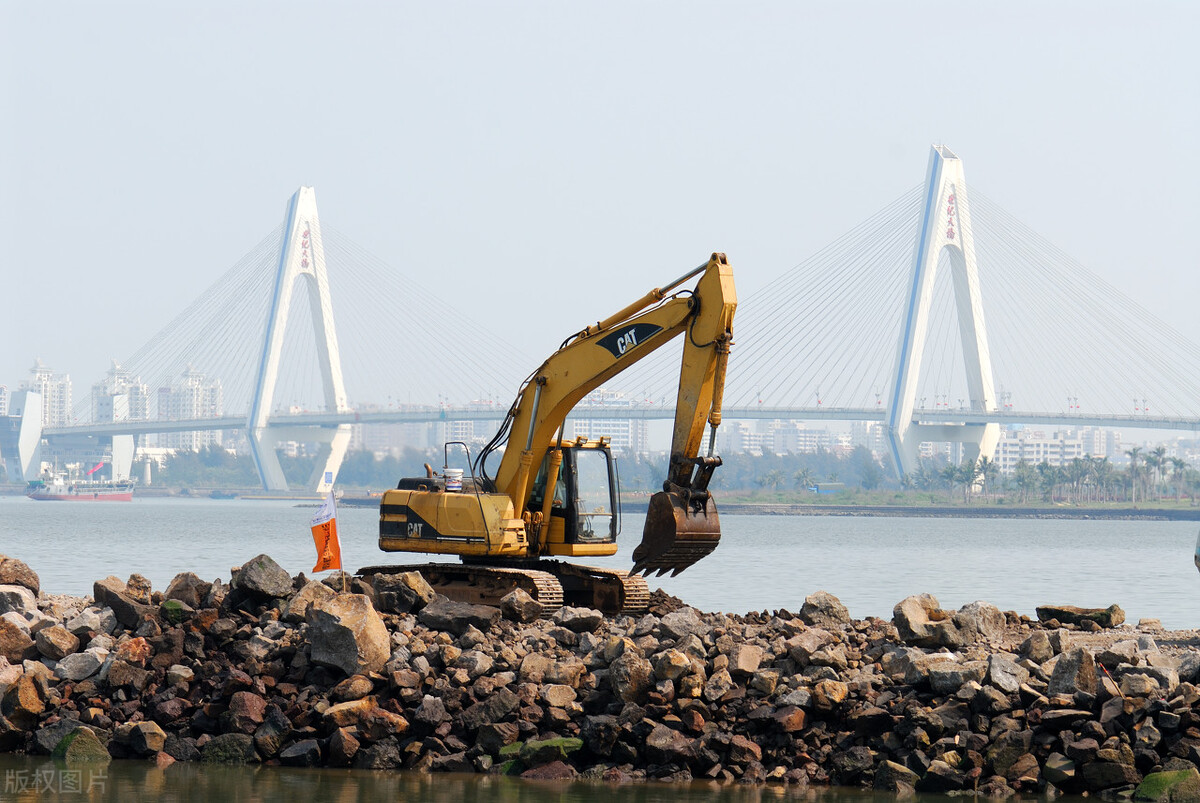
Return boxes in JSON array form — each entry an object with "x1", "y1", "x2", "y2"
[
  {"x1": 247, "y1": 187, "x2": 351, "y2": 493},
  {"x1": 886, "y1": 146, "x2": 1000, "y2": 479}
]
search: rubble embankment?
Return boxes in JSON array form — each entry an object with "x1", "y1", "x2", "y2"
[{"x1": 3, "y1": 551, "x2": 1200, "y2": 799}]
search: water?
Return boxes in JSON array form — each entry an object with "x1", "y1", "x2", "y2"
[
  {"x1": 2, "y1": 496, "x2": 1197, "y2": 629},
  {"x1": 0, "y1": 754, "x2": 995, "y2": 802}
]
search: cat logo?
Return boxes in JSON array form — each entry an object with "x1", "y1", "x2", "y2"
[
  {"x1": 596, "y1": 323, "x2": 664, "y2": 359},
  {"x1": 407, "y1": 522, "x2": 424, "y2": 538}
]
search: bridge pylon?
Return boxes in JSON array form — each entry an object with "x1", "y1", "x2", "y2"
[
  {"x1": 247, "y1": 187, "x2": 351, "y2": 493},
  {"x1": 886, "y1": 146, "x2": 999, "y2": 479}
]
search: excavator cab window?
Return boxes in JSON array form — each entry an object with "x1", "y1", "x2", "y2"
[{"x1": 566, "y1": 446, "x2": 619, "y2": 544}]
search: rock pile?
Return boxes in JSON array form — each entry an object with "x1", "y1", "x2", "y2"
[{"x1": 3, "y1": 551, "x2": 1200, "y2": 798}]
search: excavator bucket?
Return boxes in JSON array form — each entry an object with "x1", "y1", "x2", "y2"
[{"x1": 631, "y1": 488, "x2": 721, "y2": 576}]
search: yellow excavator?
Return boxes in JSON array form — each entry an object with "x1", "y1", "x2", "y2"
[{"x1": 362, "y1": 253, "x2": 736, "y2": 614}]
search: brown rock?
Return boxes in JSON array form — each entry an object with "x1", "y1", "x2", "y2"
[
  {"x1": 1037, "y1": 604, "x2": 1126, "y2": 629},
  {"x1": 35, "y1": 625, "x2": 79, "y2": 661},
  {"x1": 164, "y1": 572, "x2": 212, "y2": 608},
  {"x1": 0, "y1": 619, "x2": 35, "y2": 664},
  {"x1": 1, "y1": 674, "x2": 44, "y2": 729},
  {"x1": 328, "y1": 727, "x2": 360, "y2": 766},
  {"x1": 0, "y1": 556, "x2": 39, "y2": 594}
]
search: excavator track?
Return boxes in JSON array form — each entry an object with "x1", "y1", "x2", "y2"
[{"x1": 357, "y1": 561, "x2": 650, "y2": 615}]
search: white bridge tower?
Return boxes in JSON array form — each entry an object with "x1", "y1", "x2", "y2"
[
  {"x1": 886, "y1": 146, "x2": 1000, "y2": 479},
  {"x1": 247, "y1": 187, "x2": 351, "y2": 493}
]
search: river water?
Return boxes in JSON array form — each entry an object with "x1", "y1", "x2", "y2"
[
  {"x1": 1, "y1": 496, "x2": 1196, "y2": 800},
  {"x1": 2, "y1": 496, "x2": 1197, "y2": 628}
]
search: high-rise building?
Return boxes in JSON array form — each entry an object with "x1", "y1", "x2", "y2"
[
  {"x1": 21, "y1": 359, "x2": 72, "y2": 427},
  {"x1": 0, "y1": 385, "x2": 7, "y2": 417},
  {"x1": 157, "y1": 366, "x2": 223, "y2": 451},
  {"x1": 570, "y1": 389, "x2": 650, "y2": 455},
  {"x1": 92, "y1": 361, "x2": 150, "y2": 424}
]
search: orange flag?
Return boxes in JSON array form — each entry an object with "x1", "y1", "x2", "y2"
[{"x1": 310, "y1": 490, "x2": 342, "y2": 572}]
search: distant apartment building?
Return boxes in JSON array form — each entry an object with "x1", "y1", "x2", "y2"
[
  {"x1": 570, "y1": 389, "x2": 650, "y2": 455},
  {"x1": 91, "y1": 361, "x2": 150, "y2": 424},
  {"x1": 0, "y1": 385, "x2": 7, "y2": 417},
  {"x1": 157, "y1": 366, "x2": 223, "y2": 451},
  {"x1": 992, "y1": 427, "x2": 1086, "y2": 472},
  {"x1": 768, "y1": 421, "x2": 834, "y2": 455},
  {"x1": 21, "y1": 359, "x2": 73, "y2": 427}
]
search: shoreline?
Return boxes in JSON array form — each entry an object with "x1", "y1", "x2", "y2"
[{"x1": 716, "y1": 503, "x2": 1200, "y2": 521}]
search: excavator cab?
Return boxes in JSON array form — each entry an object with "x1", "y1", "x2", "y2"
[{"x1": 528, "y1": 440, "x2": 621, "y2": 551}]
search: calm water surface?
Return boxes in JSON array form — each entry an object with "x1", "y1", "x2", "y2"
[
  {"x1": 0, "y1": 497, "x2": 1189, "y2": 801},
  {"x1": 0, "y1": 496, "x2": 1196, "y2": 628}
]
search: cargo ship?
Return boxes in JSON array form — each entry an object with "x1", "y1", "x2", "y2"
[{"x1": 26, "y1": 465, "x2": 135, "y2": 502}]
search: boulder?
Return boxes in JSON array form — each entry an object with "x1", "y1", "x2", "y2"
[
  {"x1": 51, "y1": 726, "x2": 110, "y2": 763},
  {"x1": 233, "y1": 554, "x2": 293, "y2": 600},
  {"x1": 56, "y1": 648, "x2": 108, "y2": 681},
  {"x1": 201, "y1": 732, "x2": 259, "y2": 764},
  {"x1": 0, "y1": 618, "x2": 36, "y2": 663},
  {"x1": 306, "y1": 594, "x2": 390, "y2": 676},
  {"x1": 553, "y1": 606, "x2": 604, "y2": 633},
  {"x1": 954, "y1": 600, "x2": 1006, "y2": 642},
  {"x1": 658, "y1": 607, "x2": 707, "y2": 640},
  {"x1": 500, "y1": 589, "x2": 542, "y2": 623},
  {"x1": 1037, "y1": 604, "x2": 1126, "y2": 629},
  {"x1": 1048, "y1": 647, "x2": 1098, "y2": 697},
  {"x1": 799, "y1": 590, "x2": 851, "y2": 628},
  {"x1": 1135, "y1": 767, "x2": 1200, "y2": 801},
  {"x1": 371, "y1": 572, "x2": 436, "y2": 613},
  {"x1": 610, "y1": 651, "x2": 653, "y2": 703},
  {"x1": 92, "y1": 577, "x2": 153, "y2": 629},
  {"x1": 417, "y1": 597, "x2": 500, "y2": 635},
  {"x1": 893, "y1": 594, "x2": 961, "y2": 647},
  {"x1": 0, "y1": 556, "x2": 39, "y2": 594},
  {"x1": 283, "y1": 581, "x2": 336, "y2": 623},
  {"x1": 0, "y1": 585, "x2": 37, "y2": 616},
  {"x1": 164, "y1": 572, "x2": 212, "y2": 608},
  {"x1": 280, "y1": 738, "x2": 322, "y2": 767}
]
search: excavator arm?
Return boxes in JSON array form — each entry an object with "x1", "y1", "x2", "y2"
[{"x1": 485, "y1": 252, "x2": 736, "y2": 577}]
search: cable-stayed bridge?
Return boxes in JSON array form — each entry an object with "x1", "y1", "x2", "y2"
[{"x1": 11, "y1": 145, "x2": 1200, "y2": 491}]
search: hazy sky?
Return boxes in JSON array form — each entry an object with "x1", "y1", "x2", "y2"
[{"x1": 2, "y1": 1, "x2": 1196, "y2": 400}]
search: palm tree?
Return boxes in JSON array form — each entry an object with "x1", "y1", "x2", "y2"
[
  {"x1": 1170, "y1": 456, "x2": 1189, "y2": 501},
  {"x1": 977, "y1": 456, "x2": 999, "y2": 503},
  {"x1": 794, "y1": 467, "x2": 814, "y2": 492},
  {"x1": 1125, "y1": 447, "x2": 1143, "y2": 504},
  {"x1": 1013, "y1": 459, "x2": 1037, "y2": 504}
]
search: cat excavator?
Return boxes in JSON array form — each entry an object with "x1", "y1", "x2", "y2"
[{"x1": 361, "y1": 253, "x2": 736, "y2": 614}]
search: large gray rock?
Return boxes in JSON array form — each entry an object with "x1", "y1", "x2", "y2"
[
  {"x1": 658, "y1": 607, "x2": 707, "y2": 640},
  {"x1": 418, "y1": 597, "x2": 500, "y2": 635},
  {"x1": 0, "y1": 556, "x2": 39, "y2": 595},
  {"x1": 372, "y1": 572, "x2": 436, "y2": 613},
  {"x1": 799, "y1": 590, "x2": 851, "y2": 628},
  {"x1": 234, "y1": 554, "x2": 293, "y2": 600},
  {"x1": 56, "y1": 648, "x2": 109, "y2": 681},
  {"x1": 283, "y1": 581, "x2": 336, "y2": 623},
  {"x1": 92, "y1": 577, "x2": 154, "y2": 629},
  {"x1": 164, "y1": 572, "x2": 212, "y2": 608},
  {"x1": 954, "y1": 601, "x2": 1007, "y2": 643},
  {"x1": 893, "y1": 594, "x2": 962, "y2": 647},
  {"x1": 1047, "y1": 646, "x2": 1098, "y2": 697},
  {"x1": 609, "y1": 650, "x2": 653, "y2": 703},
  {"x1": 1037, "y1": 603, "x2": 1125, "y2": 629},
  {"x1": 306, "y1": 594, "x2": 390, "y2": 676},
  {"x1": 553, "y1": 606, "x2": 604, "y2": 634},
  {"x1": 0, "y1": 585, "x2": 36, "y2": 616},
  {"x1": 500, "y1": 589, "x2": 542, "y2": 623},
  {"x1": 987, "y1": 654, "x2": 1030, "y2": 694}
]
